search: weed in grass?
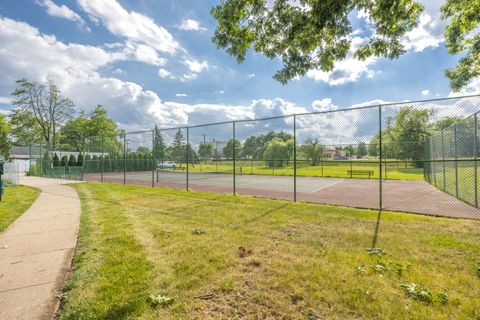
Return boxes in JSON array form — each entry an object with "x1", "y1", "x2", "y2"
[
  {"x1": 147, "y1": 294, "x2": 174, "y2": 308},
  {"x1": 366, "y1": 247, "x2": 386, "y2": 257},
  {"x1": 438, "y1": 292, "x2": 448, "y2": 305},
  {"x1": 355, "y1": 265, "x2": 366, "y2": 274},
  {"x1": 371, "y1": 262, "x2": 388, "y2": 274},
  {"x1": 191, "y1": 228, "x2": 205, "y2": 235},
  {"x1": 400, "y1": 283, "x2": 433, "y2": 304},
  {"x1": 218, "y1": 279, "x2": 235, "y2": 292}
]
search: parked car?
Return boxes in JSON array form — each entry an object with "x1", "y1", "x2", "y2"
[{"x1": 157, "y1": 161, "x2": 176, "y2": 168}]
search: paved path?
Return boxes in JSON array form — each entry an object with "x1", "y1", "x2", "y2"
[{"x1": 0, "y1": 176, "x2": 82, "y2": 320}]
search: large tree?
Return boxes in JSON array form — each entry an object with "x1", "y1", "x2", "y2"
[
  {"x1": 384, "y1": 107, "x2": 431, "y2": 163},
  {"x1": 441, "y1": 0, "x2": 480, "y2": 91},
  {"x1": 61, "y1": 106, "x2": 120, "y2": 152},
  {"x1": 357, "y1": 142, "x2": 368, "y2": 158},
  {"x1": 0, "y1": 114, "x2": 11, "y2": 159},
  {"x1": 211, "y1": 0, "x2": 423, "y2": 83},
  {"x1": 300, "y1": 138, "x2": 323, "y2": 165},
  {"x1": 11, "y1": 79, "x2": 74, "y2": 148},
  {"x1": 223, "y1": 139, "x2": 242, "y2": 159},
  {"x1": 263, "y1": 138, "x2": 292, "y2": 168},
  {"x1": 9, "y1": 108, "x2": 43, "y2": 145},
  {"x1": 198, "y1": 143, "x2": 214, "y2": 159},
  {"x1": 153, "y1": 125, "x2": 166, "y2": 160}
]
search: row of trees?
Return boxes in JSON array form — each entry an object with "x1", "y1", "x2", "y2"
[
  {"x1": 39, "y1": 151, "x2": 154, "y2": 173},
  {"x1": 0, "y1": 79, "x2": 123, "y2": 160}
]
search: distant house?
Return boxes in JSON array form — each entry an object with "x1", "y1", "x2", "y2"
[
  {"x1": 323, "y1": 148, "x2": 346, "y2": 159},
  {"x1": 9, "y1": 146, "x2": 30, "y2": 172},
  {"x1": 209, "y1": 139, "x2": 228, "y2": 158}
]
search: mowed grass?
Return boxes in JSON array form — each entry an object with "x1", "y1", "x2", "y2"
[
  {"x1": 184, "y1": 160, "x2": 424, "y2": 180},
  {"x1": 0, "y1": 185, "x2": 40, "y2": 233},
  {"x1": 60, "y1": 182, "x2": 480, "y2": 320}
]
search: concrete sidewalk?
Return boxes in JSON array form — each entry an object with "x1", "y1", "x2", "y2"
[{"x1": 0, "y1": 176, "x2": 82, "y2": 320}]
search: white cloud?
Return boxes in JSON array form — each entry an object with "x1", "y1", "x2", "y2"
[
  {"x1": 37, "y1": 0, "x2": 89, "y2": 31},
  {"x1": 184, "y1": 59, "x2": 209, "y2": 73},
  {"x1": 402, "y1": 13, "x2": 444, "y2": 52},
  {"x1": 177, "y1": 19, "x2": 206, "y2": 31},
  {"x1": 124, "y1": 42, "x2": 166, "y2": 66},
  {"x1": 248, "y1": 73, "x2": 255, "y2": 78},
  {"x1": 77, "y1": 0, "x2": 181, "y2": 55},
  {"x1": 422, "y1": 89, "x2": 430, "y2": 96},
  {"x1": 306, "y1": 36, "x2": 379, "y2": 85},
  {"x1": 158, "y1": 68, "x2": 171, "y2": 78},
  {"x1": 175, "y1": 93, "x2": 188, "y2": 97},
  {"x1": 0, "y1": 96, "x2": 11, "y2": 104},
  {"x1": 112, "y1": 68, "x2": 126, "y2": 76},
  {"x1": 0, "y1": 17, "x2": 178, "y2": 129},
  {"x1": 311, "y1": 98, "x2": 337, "y2": 111}
]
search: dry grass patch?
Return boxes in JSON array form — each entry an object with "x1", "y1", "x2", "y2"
[{"x1": 60, "y1": 182, "x2": 480, "y2": 319}]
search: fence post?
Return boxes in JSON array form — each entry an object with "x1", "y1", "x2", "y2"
[
  {"x1": 293, "y1": 115, "x2": 297, "y2": 202},
  {"x1": 233, "y1": 121, "x2": 236, "y2": 195},
  {"x1": 349, "y1": 155, "x2": 353, "y2": 178},
  {"x1": 186, "y1": 127, "x2": 189, "y2": 191},
  {"x1": 123, "y1": 133, "x2": 126, "y2": 185},
  {"x1": 151, "y1": 130, "x2": 155, "y2": 188},
  {"x1": 441, "y1": 129, "x2": 446, "y2": 191},
  {"x1": 432, "y1": 136, "x2": 436, "y2": 186},
  {"x1": 475, "y1": 114, "x2": 478, "y2": 207},
  {"x1": 384, "y1": 145, "x2": 388, "y2": 180},
  {"x1": 454, "y1": 124, "x2": 459, "y2": 198},
  {"x1": 379, "y1": 106, "x2": 383, "y2": 211},
  {"x1": 101, "y1": 136, "x2": 104, "y2": 183}
]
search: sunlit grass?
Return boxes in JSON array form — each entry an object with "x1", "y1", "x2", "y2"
[
  {"x1": 60, "y1": 182, "x2": 480, "y2": 319},
  {"x1": 185, "y1": 160, "x2": 424, "y2": 180},
  {"x1": 0, "y1": 185, "x2": 40, "y2": 232}
]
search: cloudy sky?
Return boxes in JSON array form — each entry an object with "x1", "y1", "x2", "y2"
[{"x1": 0, "y1": 0, "x2": 478, "y2": 139}]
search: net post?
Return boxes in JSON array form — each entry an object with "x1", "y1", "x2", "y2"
[
  {"x1": 186, "y1": 127, "x2": 189, "y2": 191},
  {"x1": 151, "y1": 129, "x2": 155, "y2": 188},
  {"x1": 101, "y1": 135, "x2": 104, "y2": 183},
  {"x1": 123, "y1": 133, "x2": 126, "y2": 185},
  {"x1": 378, "y1": 105, "x2": 383, "y2": 211},
  {"x1": 441, "y1": 129, "x2": 446, "y2": 191},
  {"x1": 293, "y1": 114, "x2": 297, "y2": 202},
  {"x1": 475, "y1": 113, "x2": 478, "y2": 208},
  {"x1": 454, "y1": 124, "x2": 458, "y2": 198},
  {"x1": 233, "y1": 121, "x2": 236, "y2": 195}
]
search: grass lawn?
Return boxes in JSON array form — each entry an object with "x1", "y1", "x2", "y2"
[
  {"x1": 60, "y1": 182, "x2": 480, "y2": 319},
  {"x1": 183, "y1": 160, "x2": 424, "y2": 181},
  {"x1": 0, "y1": 185, "x2": 40, "y2": 233}
]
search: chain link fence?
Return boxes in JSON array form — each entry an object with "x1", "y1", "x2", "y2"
[{"x1": 28, "y1": 95, "x2": 480, "y2": 219}]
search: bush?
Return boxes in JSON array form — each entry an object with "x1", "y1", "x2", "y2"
[{"x1": 68, "y1": 154, "x2": 76, "y2": 167}]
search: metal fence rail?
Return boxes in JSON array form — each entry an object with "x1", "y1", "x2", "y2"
[{"x1": 28, "y1": 95, "x2": 480, "y2": 219}]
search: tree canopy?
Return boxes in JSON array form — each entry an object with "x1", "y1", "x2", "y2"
[
  {"x1": 60, "y1": 106, "x2": 120, "y2": 152},
  {"x1": 0, "y1": 114, "x2": 11, "y2": 158},
  {"x1": 11, "y1": 79, "x2": 74, "y2": 148},
  {"x1": 441, "y1": 0, "x2": 480, "y2": 91},
  {"x1": 211, "y1": 0, "x2": 423, "y2": 83}
]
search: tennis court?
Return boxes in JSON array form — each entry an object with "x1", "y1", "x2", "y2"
[{"x1": 84, "y1": 170, "x2": 480, "y2": 219}]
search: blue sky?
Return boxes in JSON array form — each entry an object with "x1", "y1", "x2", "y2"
[{"x1": 0, "y1": 0, "x2": 478, "y2": 134}]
